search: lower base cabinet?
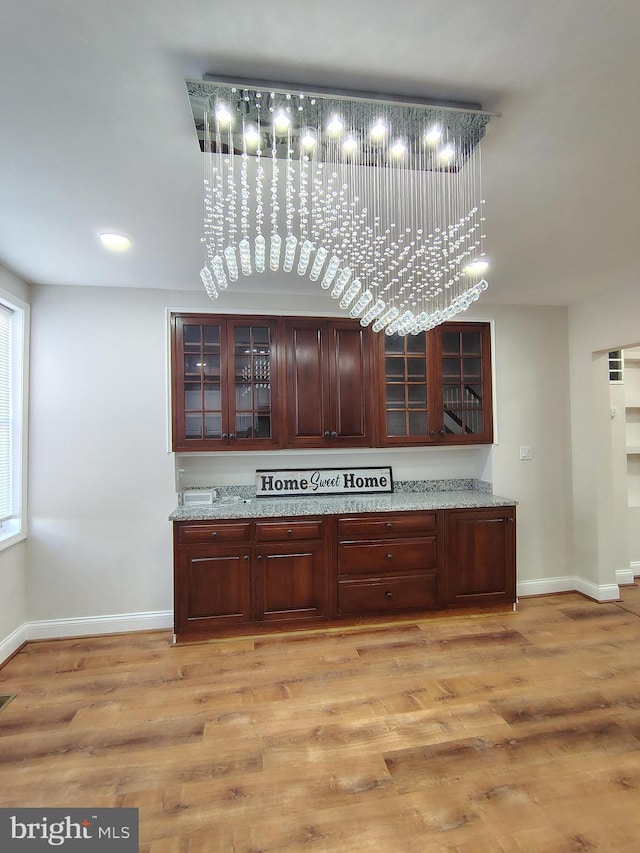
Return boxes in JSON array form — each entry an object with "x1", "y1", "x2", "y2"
[
  {"x1": 173, "y1": 506, "x2": 516, "y2": 638},
  {"x1": 444, "y1": 508, "x2": 516, "y2": 608}
]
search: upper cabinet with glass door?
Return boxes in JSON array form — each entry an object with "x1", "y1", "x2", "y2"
[
  {"x1": 377, "y1": 322, "x2": 493, "y2": 446},
  {"x1": 171, "y1": 315, "x2": 281, "y2": 451},
  {"x1": 433, "y1": 322, "x2": 493, "y2": 444},
  {"x1": 377, "y1": 331, "x2": 436, "y2": 446}
]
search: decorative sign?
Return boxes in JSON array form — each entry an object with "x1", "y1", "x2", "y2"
[{"x1": 255, "y1": 467, "x2": 393, "y2": 498}]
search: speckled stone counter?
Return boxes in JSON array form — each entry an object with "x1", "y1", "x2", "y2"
[{"x1": 170, "y1": 482, "x2": 516, "y2": 521}]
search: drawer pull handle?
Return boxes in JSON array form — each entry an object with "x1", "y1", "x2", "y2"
[
  {"x1": 287, "y1": 529, "x2": 293, "y2": 536},
  {"x1": 211, "y1": 532, "x2": 218, "y2": 538},
  {"x1": 243, "y1": 555, "x2": 249, "y2": 561},
  {"x1": 385, "y1": 591, "x2": 393, "y2": 599},
  {"x1": 385, "y1": 522, "x2": 393, "y2": 529},
  {"x1": 386, "y1": 553, "x2": 393, "y2": 560}
]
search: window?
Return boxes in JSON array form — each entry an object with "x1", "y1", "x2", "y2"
[{"x1": 0, "y1": 291, "x2": 28, "y2": 548}]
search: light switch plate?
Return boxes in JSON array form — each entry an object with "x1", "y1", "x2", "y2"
[{"x1": 519, "y1": 445, "x2": 533, "y2": 461}]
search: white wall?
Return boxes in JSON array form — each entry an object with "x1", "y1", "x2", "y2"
[
  {"x1": 0, "y1": 265, "x2": 29, "y2": 658},
  {"x1": 568, "y1": 277, "x2": 640, "y2": 597},
  {"x1": 27, "y1": 285, "x2": 177, "y2": 627},
  {"x1": 21, "y1": 282, "x2": 573, "y2": 640}
]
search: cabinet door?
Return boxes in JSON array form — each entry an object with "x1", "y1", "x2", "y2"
[
  {"x1": 445, "y1": 508, "x2": 516, "y2": 607},
  {"x1": 255, "y1": 540, "x2": 328, "y2": 624},
  {"x1": 227, "y1": 319, "x2": 281, "y2": 449},
  {"x1": 433, "y1": 322, "x2": 493, "y2": 444},
  {"x1": 171, "y1": 315, "x2": 281, "y2": 451},
  {"x1": 285, "y1": 319, "x2": 372, "y2": 447},
  {"x1": 175, "y1": 545, "x2": 252, "y2": 632},
  {"x1": 377, "y1": 330, "x2": 435, "y2": 446},
  {"x1": 285, "y1": 320, "x2": 329, "y2": 446},
  {"x1": 327, "y1": 321, "x2": 372, "y2": 446},
  {"x1": 172, "y1": 315, "x2": 229, "y2": 451}
]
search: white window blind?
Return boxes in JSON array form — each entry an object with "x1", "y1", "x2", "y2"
[{"x1": 0, "y1": 304, "x2": 13, "y2": 522}]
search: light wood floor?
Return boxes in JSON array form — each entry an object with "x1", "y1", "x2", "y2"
[{"x1": 2, "y1": 589, "x2": 640, "y2": 852}]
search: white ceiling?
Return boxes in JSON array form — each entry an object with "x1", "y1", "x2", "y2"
[{"x1": 1, "y1": 0, "x2": 639, "y2": 307}]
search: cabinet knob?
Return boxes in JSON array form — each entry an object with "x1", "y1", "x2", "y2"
[
  {"x1": 286, "y1": 529, "x2": 293, "y2": 537},
  {"x1": 385, "y1": 591, "x2": 393, "y2": 599},
  {"x1": 323, "y1": 431, "x2": 331, "y2": 438},
  {"x1": 210, "y1": 531, "x2": 218, "y2": 538},
  {"x1": 243, "y1": 555, "x2": 249, "y2": 561},
  {"x1": 330, "y1": 431, "x2": 338, "y2": 438},
  {"x1": 385, "y1": 522, "x2": 393, "y2": 529},
  {"x1": 386, "y1": 553, "x2": 393, "y2": 560},
  {"x1": 439, "y1": 429, "x2": 445, "y2": 435},
  {"x1": 506, "y1": 517, "x2": 514, "y2": 523},
  {"x1": 228, "y1": 433, "x2": 236, "y2": 440},
  {"x1": 221, "y1": 433, "x2": 228, "y2": 439},
  {"x1": 256, "y1": 554, "x2": 262, "y2": 560}
]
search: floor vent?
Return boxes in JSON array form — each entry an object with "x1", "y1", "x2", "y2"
[{"x1": 0, "y1": 695, "x2": 15, "y2": 712}]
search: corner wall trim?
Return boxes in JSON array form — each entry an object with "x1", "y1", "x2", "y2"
[{"x1": 0, "y1": 623, "x2": 28, "y2": 666}]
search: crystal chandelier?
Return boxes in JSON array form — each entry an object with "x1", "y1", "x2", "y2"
[{"x1": 187, "y1": 76, "x2": 493, "y2": 335}]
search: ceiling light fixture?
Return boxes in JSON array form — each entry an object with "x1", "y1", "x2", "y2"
[
  {"x1": 98, "y1": 232, "x2": 131, "y2": 251},
  {"x1": 188, "y1": 76, "x2": 494, "y2": 334}
]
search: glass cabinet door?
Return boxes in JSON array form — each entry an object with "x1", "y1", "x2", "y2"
[
  {"x1": 380, "y1": 332, "x2": 434, "y2": 444},
  {"x1": 181, "y1": 320, "x2": 224, "y2": 441},
  {"x1": 232, "y1": 324, "x2": 273, "y2": 441},
  {"x1": 436, "y1": 323, "x2": 493, "y2": 443},
  {"x1": 172, "y1": 315, "x2": 280, "y2": 451}
]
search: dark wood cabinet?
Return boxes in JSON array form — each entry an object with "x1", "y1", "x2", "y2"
[
  {"x1": 285, "y1": 318, "x2": 372, "y2": 447},
  {"x1": 173, "y1": 518, "x2": 329, "y2": 635},
  {"x1": 444, "y1": 507, "x2": 516, "y2": 608},
  {"x1": 171, "y1": 314, "x2": 282, "y2": 451},
  {"x1": 255, "y1": 519, "x2": 329, "y2": 623},
  {"x1": 173, "y1": 506, "x2": 515, "y2": 640},
  {"x1": 433, "y1": 322, "x2": 493, "y2": 445},
  {"x1": 336, "y1": 511, "x2": 442, "y2": 616},
  {"x1": 376, "y1": 322, "x2": 493, "y2": 446},
  {"x1": 376, "y1": 331, "x2": 435, "y2": 446}
]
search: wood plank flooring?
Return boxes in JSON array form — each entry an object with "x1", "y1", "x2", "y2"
[{"x1": 1, "y1": 589, "x2": 640, "y2": 851}]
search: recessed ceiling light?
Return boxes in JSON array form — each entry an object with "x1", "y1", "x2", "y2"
[
  {"x1": 370, "y1": 121, "x2": 387, "y2": 141},
  {"x1": 99, "y1": 232, "x2": 131, "y2": 251},
  {"x1": 215, "y1": 103, "x2": 233, "y2": 124},
  {"x1": 425, "y1": 125, "x2": 442, "y2": 144},
  {"x1": 243, "y1": 126, "x2": 261, "y2": 146},
  {"x1": 274, "y1": 112, "x2": 290, "y2": 131},
  {"x1": 464, "y1": 259, "x2": 489, "y2": 275}
]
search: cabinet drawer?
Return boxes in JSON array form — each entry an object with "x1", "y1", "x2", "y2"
[
  {"x1": 255, "y1": 519, "x2": 324, "y2": 541},
  {"x1": 178, "y1": 522, "x2": 251, "y2": 545},
  {"x1": 338, "y1": 538, "x2": 437, "y2": 575},
  {"x1": 338, "y1": 512, "x2": 436, "y2": 540},
  {"x1": 338, "y1": 573, "x2": 438, "y2": 615}
]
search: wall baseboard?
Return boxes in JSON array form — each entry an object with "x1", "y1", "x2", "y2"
[
  {"x1": 23, "y1": 609, "x2": 173, "y2": 642},
  {"x1": 630, "y1": 561, "x2": 640, "y2": 577},
  {"x1": 1, "y1": 573, "x2": 633, "y2": 668},
  {"x1": 517, "y1": 576, "x2": 620, "y2": 602},
  {"x1": 616, "y1": 567, "x2": 636, "y2": 587}
]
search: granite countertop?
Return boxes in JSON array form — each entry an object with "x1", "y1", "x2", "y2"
[{"x1": 169, "y1": 485, "x2": 516, "y2": 522}]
